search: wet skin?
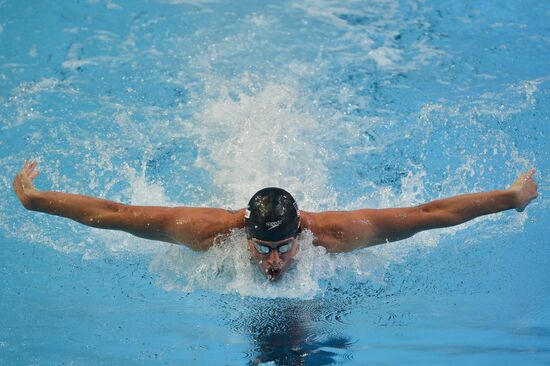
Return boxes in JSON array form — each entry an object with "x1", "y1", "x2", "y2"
[{"x1": 248, "y1": 237, "x2": 299, "y2": 281}]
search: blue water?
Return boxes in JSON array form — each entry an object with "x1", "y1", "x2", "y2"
[{"x1": 1, "y1": 0, "x2": 549, "y2": 365}]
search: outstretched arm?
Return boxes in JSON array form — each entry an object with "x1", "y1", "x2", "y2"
[
  {"x1": 302, "y1": 169, "x2": 539, "y2": 253},
  {"x1": 13, "y1": 161, "x2": 245, "y2": 251}
]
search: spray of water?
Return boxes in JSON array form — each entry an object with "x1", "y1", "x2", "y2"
[{"x1": 1, "y1": 0, "x2": 543, "y2": 299}]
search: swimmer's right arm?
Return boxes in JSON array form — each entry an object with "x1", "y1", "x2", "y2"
[{"x1": 13, "y1": 161, "x2": 245, "y2": 251}]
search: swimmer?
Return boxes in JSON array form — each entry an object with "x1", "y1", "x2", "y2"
[{"x1": 14, "y1": 161, "x2": 539, "y2": 281}]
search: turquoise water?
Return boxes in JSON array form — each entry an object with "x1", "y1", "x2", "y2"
[{"x1": 1, "y1": 0, "x2": 549, "y2": 364}]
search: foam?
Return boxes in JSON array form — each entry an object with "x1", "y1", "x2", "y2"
[
  {"x1": 105, "y1": 0, "x2": 121, "y2": 10},
  {"x1": 191, "y1": 81, "x2": 336, "y2": 210},
  {"x1": 150, "y1": 229, "x2": 390, "y2": 299},
  {"x1": 1, "y1": 1, "x2": 544, "y2": 300},
  {"x1": 291, "y1": 0, "x2": 446, "y2": 72},
  {"x1": 367, "y1": 46, "x2": 403, "y2": 69},
  {"x1": 161, "y1": 0, "x2": 219, "y2": 5},
  {"x1": 3, "y1": 73, "x2": 541, "y2": 297}
]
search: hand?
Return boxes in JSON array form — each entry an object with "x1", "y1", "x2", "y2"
[
  {"x1": 510, "y1": 168, "x2": 539, "y2": 212},
  {"x1": 13, "y1": 160, "x2": 40, "y2": 209}
]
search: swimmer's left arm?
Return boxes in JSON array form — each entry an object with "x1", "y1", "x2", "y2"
[{"x1": 302, "y1": 169, "x2": 539, "y2": 252}]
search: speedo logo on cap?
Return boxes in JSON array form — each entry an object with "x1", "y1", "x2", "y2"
[{"x1": 266, "y1": 220, "x2": 283, "y2": 230}]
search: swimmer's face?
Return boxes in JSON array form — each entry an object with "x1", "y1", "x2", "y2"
[{"x1": 248, "y1": 236, "x2": 298, "y2": 281}]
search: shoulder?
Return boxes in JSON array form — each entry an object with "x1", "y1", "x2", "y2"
[
  {"x1": 165, "y1": 207, "x2": 247, "y2": 250},
  {"x1": 301, "y1": 210, "x2": 361, "y2": 229},
  {"x1": 300, "y1": 211, "x2": 348, "y2": 252},
  {"x1": 166, "y1": 206, "x2": 245, "y2": 219},
  {"x1": 300, "y1": 209, "x2": 381, "y2": 252}
]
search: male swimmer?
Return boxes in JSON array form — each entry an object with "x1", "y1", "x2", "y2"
[{"x1": 14, "y1": 161, "x2": 538, "y2": 281}]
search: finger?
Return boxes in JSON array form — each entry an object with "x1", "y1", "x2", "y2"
[
  {"x1": 30, "y1": 170, "x2": 40, "y2": 180},
  {"x1": 28, "y1": 161, "x2": 38, "y2": 173},
  {"x1": 24, "y1": 161, "x2": 32, "y2": 173},
  {"x1": 526, "y1": 167, "x2": 536, "y2": 179}
]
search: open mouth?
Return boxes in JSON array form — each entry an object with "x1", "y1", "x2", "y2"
[{"x1": 266, "y1": 268, "x2": 281, "y2": 280}]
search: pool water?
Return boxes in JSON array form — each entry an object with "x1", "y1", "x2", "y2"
[{"x1": 1, "y1": 0, "x2": 549, "y2": 365}]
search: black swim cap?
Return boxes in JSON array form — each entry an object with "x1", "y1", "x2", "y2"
[{"x1": 245, "y1": 187, "x2": 300, "y2": 241}]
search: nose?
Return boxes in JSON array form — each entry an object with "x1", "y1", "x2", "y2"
[{"x1": 266, "y1": 250, "x2": 282, "y2": 267}]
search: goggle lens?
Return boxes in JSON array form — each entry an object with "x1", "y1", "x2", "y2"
[
  {"x1": 254, "y1": 242, "x2": 271, "y2": 254},
  {"x1": 252, "y1": 239, "x2": 294, "y2": 255},
  {"x1": 278, "y1": 243, "x2": 292, "y2": 254}
]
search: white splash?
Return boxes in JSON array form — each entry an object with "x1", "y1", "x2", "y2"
[
  {"x1": 191, "y1": 80, "x2": 337, "y2": 210},
  {"x1": 149, "y1": 229, "x2": 389, "y2": 299},
  {"x1": 1, "y1": 0, "x2": 543, "y2": 301}
]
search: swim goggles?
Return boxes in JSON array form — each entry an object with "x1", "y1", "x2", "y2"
[{"x1": 250, "y1": 237, "x2": 295, "y2": 255}]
